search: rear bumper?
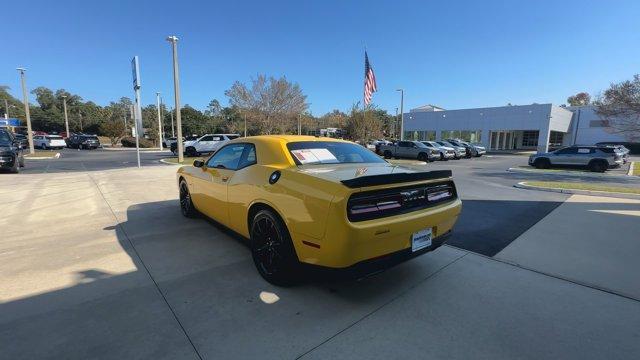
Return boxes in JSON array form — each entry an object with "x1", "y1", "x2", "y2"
[
  {"x1": 303, "y1": 231, "x2": 452, "y2": 279},
  {"x1": 293, "y1": 197, "x2": 462, "y2": 268}
]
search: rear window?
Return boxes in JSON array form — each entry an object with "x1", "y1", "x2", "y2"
[
  {"x1": 226, "y1": 135, "x2": 240, "y2": 140},
  {"x1": 287, "y1": 141, "x2": 386, "y2": 165}
]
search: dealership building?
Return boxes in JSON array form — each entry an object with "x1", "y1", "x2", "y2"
[{"x1": 402, "y1": 103, "x2": 626, "y2": 153}]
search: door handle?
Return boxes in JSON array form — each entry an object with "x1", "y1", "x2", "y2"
[{"x1": 221, "y1": 176, "x2": 229, "y2": 182}]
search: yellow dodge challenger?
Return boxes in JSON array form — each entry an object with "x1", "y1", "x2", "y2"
[{"x1": 177, "y1": 135, "x2": 462, "y2": 285}]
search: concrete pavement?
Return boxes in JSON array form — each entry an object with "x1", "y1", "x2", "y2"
[
  {"x1": 497, "y1": 194, "x2": 640, "y2": 300},
  {"x1": 2, "y1": 166, "x2": 639, "y2": 359}
]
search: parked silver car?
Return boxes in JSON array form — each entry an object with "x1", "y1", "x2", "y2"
[
  {"x1": 421, "y1": 141, "x2": 456, "y2": 160},
  {"x1": 436, "y1": 141, "x2": 466, "y2": 159},
  {"x1": 528, "y1": 145, "x2": 624, "y2": 172},
  {"x1": 379, "y1": 140, "x2": 439, "y2": 162}
]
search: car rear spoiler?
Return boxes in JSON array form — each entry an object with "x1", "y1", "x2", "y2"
[{"x1": 340, "y1": 170, "x2": 452, "y2": 188}]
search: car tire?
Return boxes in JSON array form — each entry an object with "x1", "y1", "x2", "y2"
[
  {"x1": 179, "y1": 180, "x2": 198, "y2": 218},
  {"x1": 383, "y1": 150, "x2": 392, "y2": 159},
  {"x1": 534, "y1": 158, "x2": 550, "y2": 169},
  {"x1": 417, "y1": 152, "x2": 428, "y2": 162},
  {"x1": 588, "y1": 160, "x2": 607, "y2": 173},
  {"x1": 250, "y1": 209, "x2": 300, "y2": 286},
  {"x1": 10, "y1": 159, "x2": 20, "y2": 173}
]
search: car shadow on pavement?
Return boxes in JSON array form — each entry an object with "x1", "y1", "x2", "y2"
[{"x1": 0, "y1": 200, "x2": 460, "y2": 359}]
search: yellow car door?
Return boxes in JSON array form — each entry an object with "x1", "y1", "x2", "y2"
[{"x1": 199, "y1": 144, "x2": 248, "y2": 225}]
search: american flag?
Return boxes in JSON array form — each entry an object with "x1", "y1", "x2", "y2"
[{"x1": 363, "y1": 51, "x2": 377, "y2": 106}]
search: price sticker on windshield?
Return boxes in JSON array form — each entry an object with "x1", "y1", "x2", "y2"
[{"x1": 291, "y1": 149, "x2": 337, "y2": 164}]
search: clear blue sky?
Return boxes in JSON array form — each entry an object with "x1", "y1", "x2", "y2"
[{"x1": 2, "y1": 0, "x2": 639, "y2": 115}]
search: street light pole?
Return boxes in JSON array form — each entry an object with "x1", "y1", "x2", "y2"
[
  {"x1": 298, "y1": 113, "x2": 301, "y2": 135},
  {"x1": 166, "y1": 35, "x2": 183, "y2": 163},
  {"x1": 16, "y1": 68, "x2": 34, "y2": 154},
  {"x1": 156, "y1": 92, "x2": 163, "y2": 150},
  {"x1": 3, "y1": 99, "x2": 8, "y2": 119},
  {"x1": 62, "y1": 95, "x2": 70, "y2": 138},
  {"x1": 396, "y1": 89, "x2": 404, "y2": 140},
  {"x1": 170, "y1": 108, "x2": 175, "y2": 138},
  {"x1": 394, "y1": 107, "x2": 398, "y2": 139}
]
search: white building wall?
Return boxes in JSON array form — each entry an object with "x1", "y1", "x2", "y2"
[
  {"x1": 565, "y1": 105, "x2": 627, "y2": 145},
  {"x1": 404, "y1": 103, "x2": 573, "y2": 152}
]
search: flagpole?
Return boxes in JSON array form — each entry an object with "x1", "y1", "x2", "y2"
[{"x1": 363, "y1": 49, "x2": 366, "y2": 144}]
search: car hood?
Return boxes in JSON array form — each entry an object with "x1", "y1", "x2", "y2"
[{"x1": 294, "y1": 162, "x2": 438, "y2": 183}]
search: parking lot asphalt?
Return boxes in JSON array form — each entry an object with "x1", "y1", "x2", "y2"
[{"x1": 1, "y1": 166, "x2": 639, "y2": 359}]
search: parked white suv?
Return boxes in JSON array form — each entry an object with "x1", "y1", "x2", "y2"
[
  {"x1": 33, "y1": 135, "x2": 67, "y2": 150},
  {"x1": 183, "y1": 134, "x2": 240, "y2": 156}
]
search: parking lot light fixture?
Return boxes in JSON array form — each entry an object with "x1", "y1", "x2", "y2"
[
  {"x1": 62, "y1": 95, "x2": 70, "y2": 138},
  {"x1": 16, "y1": 67, "x2": 35, "y2": 154},
  {"x1": 166, "y1": 35, "x2": 183, "y2": 163}
]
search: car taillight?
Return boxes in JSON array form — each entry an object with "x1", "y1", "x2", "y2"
[
  {"x1": 347, "y1": 182, "x2": 456, "y2": 222},
  {"x1": 349, "y1": 194, "x2": 403, "y2": 215}
]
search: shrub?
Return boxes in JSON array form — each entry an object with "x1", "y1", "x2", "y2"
[{"x1": 121, "y1": 136, "x2": 154, "y2": 148}]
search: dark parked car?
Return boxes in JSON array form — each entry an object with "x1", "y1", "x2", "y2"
[
  {"x1": 67, "y1": 134, "x2": 101, "y2": 149},
  {"x1": 0, "y1": 129, "x2": 25, "y2": 173}
]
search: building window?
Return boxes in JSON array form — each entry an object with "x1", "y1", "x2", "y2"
[
  {"x1": 589, "y1": 120, "x2": 609, "y2": 128},
  {"x1": 459, "y1": 130, "x2": 482, "y2": 143},
  {"x1": 522, "y1": 131, "x2": 539, "y2": 147},
  {"x1": 549, "y1": 131, "x2": 564, "y2": 146}
]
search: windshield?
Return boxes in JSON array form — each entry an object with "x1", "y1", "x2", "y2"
[
  {"x1": 0, "y1": 131, "x2": 12, "y2": 145},
  {"x1": 287, "y1": 141, "x2": 386, "y2": 165}
]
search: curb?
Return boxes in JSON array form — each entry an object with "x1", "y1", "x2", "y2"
[
  {"x1": 629, "y1": 162, "x2": 635, "y2": 176},
  {"x1": 507, "y1": 167, "x2": 632, "y2": 180},
  {"x1": 102, "y1": 147, "x2": 169, "y2": 153},
  {"x1": 159, "y1": 158, "x2": 182, "y2": 166},
  {"x1": 514, "y1": 181, "x2": 640, "y2": 200},
  {"x1": 25, "y1": 153, "x2": 61, "y2": 160}
]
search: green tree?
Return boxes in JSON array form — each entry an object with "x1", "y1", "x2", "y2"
[
  {"x1": 595, "y1": 75, "x2": 640, "y2": 141},
  {"x1": 567, "y1": 92, "x2": 591, "y2": 106},
  {"x1": 225, "y1": 74, "x2": 308, "y2": 134}
]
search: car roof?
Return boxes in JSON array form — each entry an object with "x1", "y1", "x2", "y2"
[{"x1": 239, "y1": 135, "x2": 347, "y2": 144}]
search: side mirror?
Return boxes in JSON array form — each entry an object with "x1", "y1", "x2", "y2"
[{"x1": 193, "y1": 159, "x2": 205, "y2": 168}]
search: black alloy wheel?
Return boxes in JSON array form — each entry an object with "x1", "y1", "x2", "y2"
[
  {"x1": 417, "y1": 152, "x2": 427, "y2": 162},
  {"x1": 179, "y1": 180, "x2": 198, "y2": 218},
  {"x1": 383, "y1": 150, "x2": 392, "y2": 159},
  {"x1": 250, "y1": 210, "x2": 299, "y2": 286}
]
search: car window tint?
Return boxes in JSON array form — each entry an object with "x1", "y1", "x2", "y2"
[
  {"x1": 227, "y1": 135, "x2": 240, "y2": 140},
  {"x1": 287, "y1": 141, "x2": 386, "y2": 165},
  {"x1": 200, "y1": 136, "x2": 213, "y2": 141},
  {"x1": 556, "y1": 147, "x2": 578, "y2": 154},
  {"x1": 238, "y1": 144, "x2": 257, "y2": 169},
  {"x1": 206, "y1": 144, "x2": 245, "y2": 170},
  {"x1": 211, "y1": 136, "x2": 223, "y2": 141}
]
